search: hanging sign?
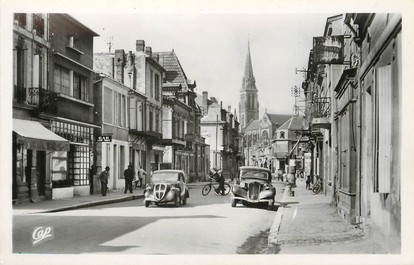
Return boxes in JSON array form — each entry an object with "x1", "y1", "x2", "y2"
[{"x1": 313, "y1": 35, "x2": 344, "y2": 64}]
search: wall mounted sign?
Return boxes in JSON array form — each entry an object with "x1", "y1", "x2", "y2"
[
  {"x1": 313, "y1": 35, "x2": 344, "y2": 64},
  {"x1": 96, "y1": 135, "x2": 112, "y2": 142}
]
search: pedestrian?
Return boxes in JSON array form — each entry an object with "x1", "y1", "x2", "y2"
[
  {"x1": 137, "y1": 165, "x2": 147, "y2": 188},
  {"x1": 99, "y1": 166, "x2": 110, "y2": 196},
  {"x1": 123, "y1": 164, "x2": 135, "y2": 194},
  {"x1": 306, "y1": 175, "x2": 311, "y2": 190}
]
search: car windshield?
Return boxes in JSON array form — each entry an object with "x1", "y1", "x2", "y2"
[
  {"x1": 152, "y1": 172, "x2": 179, "y2": 183},
  {"x1": 240, "y1": 169, "x2": 269, "y2": 181}
]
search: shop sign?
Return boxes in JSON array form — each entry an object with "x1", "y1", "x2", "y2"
[
  {"x1": 96, "y1": 135, "x2": 112, "y2": 142},
  {"x1": 313, "y1": 35, "x2": 344, "y2": 64}
]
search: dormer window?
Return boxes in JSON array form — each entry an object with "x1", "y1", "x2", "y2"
[{"x1": 280, "y1": 131, "x2": 285, "y2": 139}]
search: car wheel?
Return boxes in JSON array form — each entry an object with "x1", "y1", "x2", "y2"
[
  {"x1": 231, "y1": 199, "x2": 238, "y2": 207},
  {"x1": 268, "y1": 201, "x2": 274, "y2": 210},
  {"x1": 145, "y1": 201, "x2": 150, "y2": 208},
  {"x1": 175, "y1": 194, "x2": 181, "y2": 207}
]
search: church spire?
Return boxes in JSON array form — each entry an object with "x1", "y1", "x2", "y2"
[
  {"x1": 241, "y1": 40, "x2": 257, "y2": 92},
  {"x1": 244, "y1": 40, "x2": 254, "y2": 80}
]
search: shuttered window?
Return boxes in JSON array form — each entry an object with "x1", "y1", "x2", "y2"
[{"x1": 375, "y1": 64, "x2": 392, "y2": 193}]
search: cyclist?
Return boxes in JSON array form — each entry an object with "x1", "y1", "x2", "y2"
[{"x1": 210, "y1": 168, "x2": 225, "y2": 195}]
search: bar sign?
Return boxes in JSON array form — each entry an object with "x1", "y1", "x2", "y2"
[{"x1": 96, "y1": 136, "x2": 112, "y2": 142}]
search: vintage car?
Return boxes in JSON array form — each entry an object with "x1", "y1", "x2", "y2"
[
  {"x1": 231, "y1": 166, "x2": 276, "y2": 210},
  {"x1": 144, "y1": 169, "x2": 189, "y2": 207}
]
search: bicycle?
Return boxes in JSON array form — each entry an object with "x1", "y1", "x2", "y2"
[
  {"x1": 312, "y1": 176, "x2": 323, "y2": 194},
  {"x1": 202, "y1": 178, "x2": 231, "y2": 196}
]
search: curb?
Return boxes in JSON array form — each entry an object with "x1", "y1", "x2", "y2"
[
  {"x1": 37, "y1": 194, "x2": 144, "y2": 213},
  {"x1": 267, "y1": 183, "x2": 290, "y2": 253}
]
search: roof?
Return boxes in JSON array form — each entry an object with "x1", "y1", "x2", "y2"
[
  {"x1": 267, "y1": 114, "x2": 292, "y2": 127},
  {"x1": 153, "y1": 51, "x2": 193, "y2": 92},
  {"x1": 239, "y1": 166, "x2": 271, "y2": 173},
  {"x1": 278, "y1": 116, "x2": 305, "y2": 130},
  {"x1": 244, "y1": 119, "x2": 260, "y2": 131}
]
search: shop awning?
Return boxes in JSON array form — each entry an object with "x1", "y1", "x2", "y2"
[{"x1": 13, "y1": 119, "x2": 70, "y2": 151}]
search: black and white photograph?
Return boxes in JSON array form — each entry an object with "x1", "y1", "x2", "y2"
[{"x1": 1, "y1": 0, "x2": 414, "y2": 264}]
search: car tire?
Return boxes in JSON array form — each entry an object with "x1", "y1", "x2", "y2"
[
  {"x1": 231, "y1": 199, "x2": 238, "y2": 207},
  {"x1": 182, "y1": 192, "x2": 187, "y2": 205},
  {"x1": 145, "y1": 201, "x2": 150, "y2": 208},
  {"x1": 268, "y1": 201, "x2": 274, "y2": 210},
  {"x1": 175, "y1": 194, "x2": 181, "y2": 207}
]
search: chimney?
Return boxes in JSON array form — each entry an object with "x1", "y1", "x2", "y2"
[
  {"x1": 145, "y1": 46, "x2": 152, "y2": 57},
  {"x1": 202, "y1": 91, "x2": 208, "y2": 114},
  {"x1": 152, "y1": 53, "x2": 159, "y2": 62},
  {"x1": 136, "y1": 40, "x2": 145, "y2": 53},
  {"x1": 114, "y1": 49, "x2": 125, "y2": 83}
]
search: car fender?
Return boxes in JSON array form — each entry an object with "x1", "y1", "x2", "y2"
[
  {"x1": 232, "y1": 184, "x2": 247, "y2": 197},
  {"x1": 259, "y1": 187, "x2": 276, "y2": 200}
]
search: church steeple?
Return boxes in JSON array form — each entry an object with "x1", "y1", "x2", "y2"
[
  {"x1": 239, "y1": 40, "x2": 259, "y2": 131},
  {"x1": 241, "y1": 41, "x2": 257, "y2": 92}
]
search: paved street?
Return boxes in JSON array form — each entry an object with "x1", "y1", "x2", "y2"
[{"x1": 13, "y1": 182, "x2": 285, "y2": 254}]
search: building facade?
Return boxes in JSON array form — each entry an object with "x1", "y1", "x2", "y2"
[
  {"x1": 200, "y1": 93, "x2": 240, "y2": 179},
  {"x1": 155, "y1": 50, "x2": 209, "y2": 182},
  {"x1": 303, "y1": 13, "x2": 402, "y2": 252},
  {"x1": 93, "y1": 40, "x2": 165, "y2": 188},
  {"x1": 12, "y1": 13, "x2": 99, "y2": 203}
]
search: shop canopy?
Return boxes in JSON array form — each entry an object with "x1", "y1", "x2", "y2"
[{"x1": 13, "y1": 119, "x2": 70, "y2": 151}]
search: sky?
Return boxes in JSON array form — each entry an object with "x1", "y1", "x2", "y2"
[{"x1": 72, "y1": 13, "x2": 332, "y2": 117}]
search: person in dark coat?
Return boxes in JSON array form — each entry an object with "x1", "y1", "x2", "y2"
[
  {"x1": 306, "y1": 175, "x2": 311, "y2": 190},
  {"x1": 124, "y1": 164, "x2": 135, "y2": 194},
  {"x1": 99, "y1": 166, "x2": 110, "y2": 196}
]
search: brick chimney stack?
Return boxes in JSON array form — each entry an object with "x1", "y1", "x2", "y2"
[
  {"x1": 136, "y1": 40, "x2": 145, "y2": 53},
  {"x1": 202, "y1": 91, "x2": 208, "y2": 115},
  {"x1": 145, "y1": 46, "x2": 152, "y2": 57},
  {"x1": 114, "y1": 49, "x2": 125, "y2": 83}
]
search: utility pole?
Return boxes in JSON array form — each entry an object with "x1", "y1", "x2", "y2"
[{"x1": 215, "y1": 115, "x2": 218, "y2": 168}]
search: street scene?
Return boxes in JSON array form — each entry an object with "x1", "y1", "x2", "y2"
[{"x1": 2, "y1": 3, "x2": 412, "y2": 264}]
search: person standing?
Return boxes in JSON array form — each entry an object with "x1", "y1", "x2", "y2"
[
  {"x1": 99, "y1": 166, "x2": 110, "y2": 196},
  {"x1": 123, "y1": 164, "x2": 135, "y2": 194},
  {"x1": 137, "y1": 165, "x2": 147, "y2": 188}
]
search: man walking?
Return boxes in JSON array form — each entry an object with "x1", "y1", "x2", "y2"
[
  {"x1": 124, "y1": 164, "x2": 135, "y2": 194},
  {"x1": 99, "y1": 166, "x2": 110, "y2": 196}
]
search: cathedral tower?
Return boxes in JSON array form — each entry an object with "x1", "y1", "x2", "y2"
[{"x1": 239, "y1": 41, "x2": 259, "y2": 131}]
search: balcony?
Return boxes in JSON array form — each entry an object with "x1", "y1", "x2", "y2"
[{"x1": 310, "y1": 96, "x2": 331, "y2": 129}]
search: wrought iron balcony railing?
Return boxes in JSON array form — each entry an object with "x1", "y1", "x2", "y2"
[{"x1": 311, "y1": 96, "x2": 331, "y2": 118}]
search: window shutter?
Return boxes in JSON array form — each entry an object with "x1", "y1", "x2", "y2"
[{"x1": 377, "y1": 65, "x2": 392, "y2": 193}]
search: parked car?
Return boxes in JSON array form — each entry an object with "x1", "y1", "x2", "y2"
[
  {"x1": 144, "y1": 170, "x2": 189, "y2": 207},
  {"x1": 231, "y1": 166, "x2": 276, "y2": 210}
]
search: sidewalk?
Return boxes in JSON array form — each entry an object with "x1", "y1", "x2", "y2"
[
  {"x1": 267, "y1": 179, "x2": 371, "y2": 253},
  {"x1": 13, "y1": 188, "x2": 145, "y2": 215},
  {"x1": 12, "y1": 182, "x2": 209, "y2": 215}
]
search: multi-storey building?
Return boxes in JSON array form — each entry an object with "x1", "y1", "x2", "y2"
[
  {"x1": 94, "y1": 40, "x2": 165, "y2": 188},
  {"x1": 12, "y1": 13, "x2": 99, "y2": 203},
  {"x1": 303, "y1": 13, "x2": 401, "y2": 252},
  {"x1": 200, "y1": 92, "x2": 240, "y2": 179},
  {"x1": 154, "y1": 50, "x2": 209, "y2": 182}
]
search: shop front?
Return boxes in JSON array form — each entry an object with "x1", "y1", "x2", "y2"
[{"x1": 13, "y1": 119, "x2": 70, "y2": 203}]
